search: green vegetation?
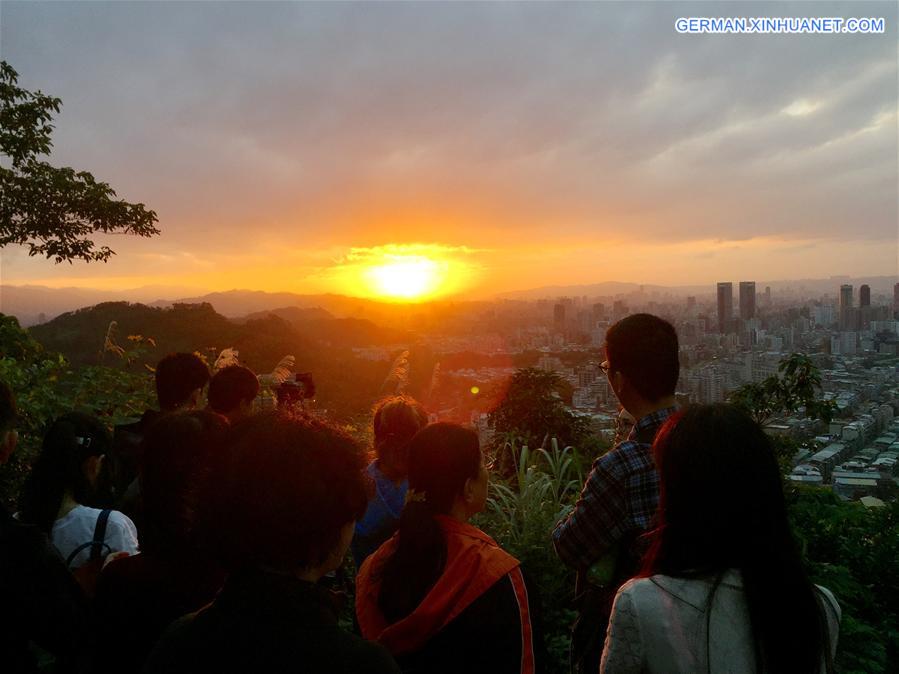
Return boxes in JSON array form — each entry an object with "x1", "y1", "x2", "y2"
[
  {"x1": 477, "y1": 438, "x2": 584, "y2": 670},
  {"x1": 0, "y1": 314, "x2": 155, "y2": 509},
  {"x1": 488, "y1": 367, "x2": 592, "y2": 453},
  {"x1": 789, "y1": 487, "x2": 899, "y2": 673},
  {"x1": 0, "y1": 61, "x2": 159, "y2": 263},
  {"x1": 729, "y1": 352, "x2": 837, "y2": 428}
]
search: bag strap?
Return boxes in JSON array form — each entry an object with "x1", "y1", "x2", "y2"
[
  {"x1": 65, "y1": 509, "x2": 113, "y2": 567},
  {"x1": 91, "y1": 509, "x2": 112, "y2": 561}
]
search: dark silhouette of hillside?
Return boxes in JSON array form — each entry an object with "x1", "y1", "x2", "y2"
[
  {"x1": 26, "y1": 301, "x2": 408, "y2": 420},
  {"x1": 240, "y1": 307, "x2": 412, "y2": 347},
  {"x1": 28, "y1": 302, "x2": 319, "y2": 373}
]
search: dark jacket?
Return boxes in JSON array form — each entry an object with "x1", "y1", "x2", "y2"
[
  {"x1": 95, "y1": 550, "x2": 226, "y2": 674},
  {"x1": 0, "y1": 505, "x2": 93, "y2": 674},
  {"x1": 395, "y1": 572, "x2": 545, "y2": 674},
  {"x1": 144, "y1": 568, "x2": 400, "y2": 674},
  {"x1": 112, "y1": 409, "x2": 162, "y2": 520}
]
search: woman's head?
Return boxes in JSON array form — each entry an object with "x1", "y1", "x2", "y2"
[
  {"x1": 372, "y1": 396, "x2": 428, "y2": 478},
  {"x1": 377, "y1": 423, "x2": 485, "y2": 623},
  {"x1": 644, "y1": 403, "x2": 831, "y2": 673},
  {"x1": 646, "y1": 403, "x2": 790, "y2": 574},
  {"x1": 139, "y1": 410, "x2": 228, "y2": 554},
  {"x1": 406, "y1": 422, "x2": 486, "y2": 518},
  {"x1": 208, "y1": 411, "x2": 368, "y2": 576},
  {"x1": 19, "y1": 412, "x2": 112, "y2": 533}
]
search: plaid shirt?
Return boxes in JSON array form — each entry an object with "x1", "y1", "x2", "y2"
[{"x1": 552, "y1": 406, "x2": 678, "y2": 570}]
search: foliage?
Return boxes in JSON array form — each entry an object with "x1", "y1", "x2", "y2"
[
  {"x1": 0, "y1": 61, "x2": 159, "y2": 263},
  {"x1": 0, "y1": 315, "x2": 155, "y2": 509},
  {"x1": 730, "y1": 353, "x2": 838, "y2": 470},
  {"x1": 787, "y1": 486, "x2": 899, "y2": 673},
  {"x1": 488, "y1": 367, "x2": 591, "y2": 453},
  {"x1": 730, "y1": 353, "x2": 837, "y2": 427},
  {"x1": 477, "y1": 438, "x2": 585, "y2": 673}
]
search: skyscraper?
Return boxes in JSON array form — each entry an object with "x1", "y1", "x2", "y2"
[
  {"x1": 839, "y1": 285, "x2": 854, "y2": 332},
  {"x1": 859, "y1": 284, "x2": 871, "y2": 307},
  {"x1": 717, "y1": 282, "x2": 733, "y2": 333},
  {"x1": 553, "y1": 303, "x2": 565, "y2": 329},
  {"x1": 739, "y1": 281, "x2": 756, "y2": 320},
  {"x1": 839, "y1": 285, "x2": 853, "y2": 310},
  {"x1": 894, "y1": 283, "x2": 899, "y2": 317}
]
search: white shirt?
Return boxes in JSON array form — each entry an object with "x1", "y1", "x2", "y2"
[
  {"x1": 600, "y1": 570, "x2": 840, "y2": 674},
  {"x1": 51, "y1": 504, "x2": 139, "y2": 568}
]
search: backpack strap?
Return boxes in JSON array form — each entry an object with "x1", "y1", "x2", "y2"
[
  {"x1": 65, "y1": 509, "x2": 113, "y2": 568},
  {"x1": 91, "y1": 509, "x2": 112, "y2": 561}
]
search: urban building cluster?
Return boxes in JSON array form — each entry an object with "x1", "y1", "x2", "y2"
[{"x1": 405, "y1": 280, "x2": 899, "y2": 505}]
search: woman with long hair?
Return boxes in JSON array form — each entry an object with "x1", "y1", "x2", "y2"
[
  {"x1": 356, "y1": 422, "x2": 543, "y2": 674},
  {"x1": 19, "y1": 412, "x2": 138, "y2": 569},
  {"x1": 351, "y1": 395, "x2": 428, "y2": 566},
  {"x1": 600, "y1": 404, "x2": 840, "y2": 673}
]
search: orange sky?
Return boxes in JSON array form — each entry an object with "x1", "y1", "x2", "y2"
[{"x1": 1, "y1": 3, "x2": 896, "y2": 300}]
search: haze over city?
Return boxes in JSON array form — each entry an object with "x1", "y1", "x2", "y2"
[{"x1": 1, "y1": 1, "x2": 896, "y2": 303}]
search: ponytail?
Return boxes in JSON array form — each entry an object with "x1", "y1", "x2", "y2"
[
  {"x1": 375, "y1": 423, "x2": 481, "y2": 623},
  {"x1": 377, "y1": 499, "x2": 447, "y2": 623}
]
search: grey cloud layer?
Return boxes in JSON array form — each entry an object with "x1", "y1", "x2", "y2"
[{"x1": 2, "y1": 1, "x2": 896, "y2": 257}]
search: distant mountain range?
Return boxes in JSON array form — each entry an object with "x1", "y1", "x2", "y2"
[{"x1": 2, "y1": 274, "x2": 897, "y2": 326}]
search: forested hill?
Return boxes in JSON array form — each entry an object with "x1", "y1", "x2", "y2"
[
  {"x1": 25, "y1": 301, "x2": 420, "y2": 420},
  {"x1": 28, "y1": 302, "x2": 320, "y2": 373},
  {"x1": 28, "y1": 301, "x2": 416, "y2": 368},
  {"x1": 240, "y1": 306, "x2": 412, "y2": 347}
]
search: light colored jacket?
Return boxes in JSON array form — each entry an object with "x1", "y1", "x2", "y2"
[{"x1": 600, "y1": 570, "x2": 840, "y2": 673}]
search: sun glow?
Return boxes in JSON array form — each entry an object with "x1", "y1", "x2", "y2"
[
  {"x1": 365, "y1": 256, "x2": 443, "y2": 300},
  {"x1": 367, "y1": 257, "x2": 441, "y2": 299}
]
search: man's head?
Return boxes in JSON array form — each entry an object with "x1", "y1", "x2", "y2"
[
  {"x1": 603, "y1": 313, "x2": 679, "y2": 416},
  {"x1": 207, "y1": 366, "x2": 260, "y2": 423},
  {"x1": 208, "y1": 412, "x2": 368, "y2": 578},
  {"x1": 155, "y1": 353, "x2": 210, "y2": 412},
  {"x1": 0, "y1": 380, "x2": 18, "y2": 465}
]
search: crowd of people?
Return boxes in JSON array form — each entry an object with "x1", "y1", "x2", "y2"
[{"x1": 0, "y1": 313, "x2": 840, "y2": 673}]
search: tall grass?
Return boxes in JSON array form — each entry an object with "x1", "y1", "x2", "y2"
[{"x1": 478, "y1": 437, "x2": 585, "y2": 673}]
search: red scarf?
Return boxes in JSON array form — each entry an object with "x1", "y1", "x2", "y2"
[{"x1": 356, "y1": 515, "x2": 535, "y2": 673}]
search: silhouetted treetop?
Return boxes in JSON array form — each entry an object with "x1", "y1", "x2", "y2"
[{"x1": 0, "y1": 61, "x2": 160, "y2": 263}]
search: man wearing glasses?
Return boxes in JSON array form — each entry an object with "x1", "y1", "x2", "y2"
[{"x1": 552, "y1": 314, "x2": 680, "y2": 673}]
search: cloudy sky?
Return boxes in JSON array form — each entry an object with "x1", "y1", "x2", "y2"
[{"x1": 1, "y1": 1, "x2": 896, "y2": 299}]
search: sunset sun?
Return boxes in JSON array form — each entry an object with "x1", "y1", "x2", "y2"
[{"x1": 366, "y1": 256, "x2": 442, "y2": 300}]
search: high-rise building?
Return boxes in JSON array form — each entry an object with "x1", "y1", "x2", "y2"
[
  {"x1": 839, "y1": 284, "x2": 854, "y2": 331},
  {"x1": 839, "y1": 285, "x2": 853, "y2": 310},
  {"x1": 894, "y1": 283, "x2": 899, "y2": 317},
  {"x1": 859, "y1": 284, "x2": 871, "y2": 307},
  {"x1": 686, "y1": 296, "x2": 696, "y2": 311},
  {"x1": 553, "y1": 303, "x2": 565, "y2": 328},
  {"x1": 739, "y1": 281, "x2": 756, "y2": 320},
  {"x1": 716, "y1": 282, "x2": 733, "y2": 333},
  {"x1": 764, "y1": 286, "x2": 771, "y2": 306}
]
